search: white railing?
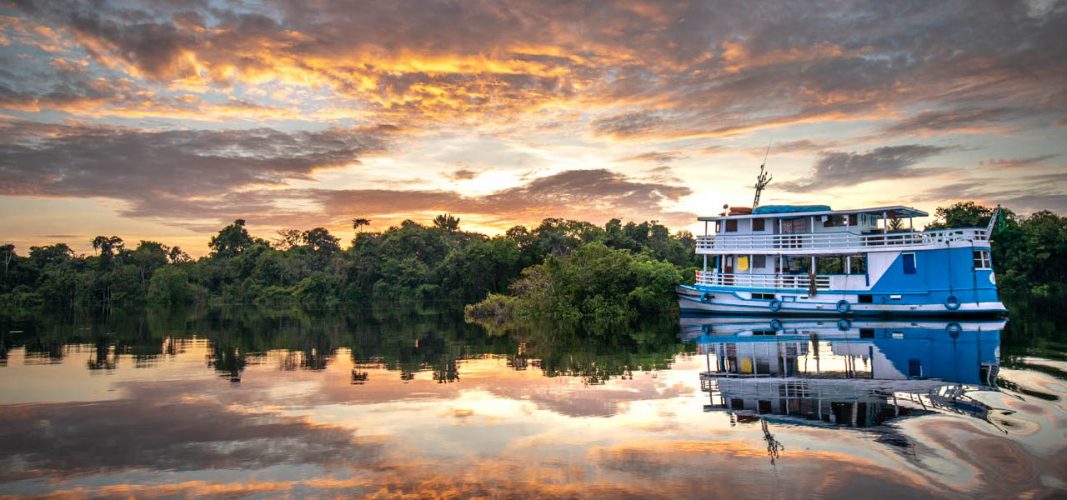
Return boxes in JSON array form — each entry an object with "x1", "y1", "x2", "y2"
[
  {"x1": 696, "y1": 271, "x2": 831, "y2": 291},
  {"x1": 696, "y1": 228, "x2": 987, "y2": 252}
]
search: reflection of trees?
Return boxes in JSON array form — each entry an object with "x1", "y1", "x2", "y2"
[
  {"x1": 208, "y1": 340, "x2": 248, "y2": 383},
  {"x1": 87, "y1": 338, "x2": 117, "y2": 370},
  {"x1": 0, "y1": 326, "x2": 8, "y2": 367},
  {"x1": 300, "y1": 330, "x2": 334, "y2": 371},
  {"x1": 433, "y1": 357, "x2": 460, "y2": 383},
  {"x1": 1, "y1": 303, "x2": 648, "y2": 383},
  {"x1": 509, "y1": 322, "x2": 691, "y2": 385}
]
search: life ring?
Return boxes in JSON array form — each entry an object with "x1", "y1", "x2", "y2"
[
  {"x1": 769, "y1": 319, "x2": 783, "y2": 331},
  {"x1": 836, "y1": 300, "x2": 851, "y2": 314},
  {"x1": 769, "y1": 299, "x2": 782, "y2": 312},
  {"x1": 946, "y1": 322, "x2": 962, "y2": 338},
  {"x1": 837, "y1": 319, "x2": 851, "y2": 331},
  {"x1": 945, "y1": 295, "x2": 961, "y2": 311}
]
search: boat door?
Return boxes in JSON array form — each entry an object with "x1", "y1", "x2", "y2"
[{"x1": 724, "y1": 255, "x2": 734, "y2": 284}]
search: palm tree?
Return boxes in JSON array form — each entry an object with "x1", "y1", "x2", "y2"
[
  {"x1": 91, "y1": 235, "x2": 124, "y2": 267},
  {"x1": 433, "y1": 213, "x2": 460, "y2": 232},
  {"x1": 91, "y1": 235, "x2": 123, "y2": 256},
  {"x1": 352, "y1": 218, "x2": 371, "y2": 234}
]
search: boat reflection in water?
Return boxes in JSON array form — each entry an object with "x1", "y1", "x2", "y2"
[{"x1": 682, "y1": 315, "x2": 1004, "y2": 428}]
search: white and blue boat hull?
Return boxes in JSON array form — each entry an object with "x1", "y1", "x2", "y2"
[{"x1": 677, "y1": 284, "x2": 1007, "y2": 316}]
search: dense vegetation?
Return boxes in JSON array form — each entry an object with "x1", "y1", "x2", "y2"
[
  {"x1": 0, "y1": 216, "x2": 698, "y2": 315},
  {"x1": 2, "y1": 202, "x2": 1064, "y2": 331},
  {"x1": 464, "y1": 243, "x2": 683, "y2": 335}
]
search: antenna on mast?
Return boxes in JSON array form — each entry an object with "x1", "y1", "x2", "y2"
[{"x1": 752, "y1": 140, "x2": 773, "y2": 208}]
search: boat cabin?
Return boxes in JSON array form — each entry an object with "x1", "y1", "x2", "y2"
[
  {"x1": 679, "y1": 202, "x2": 1004, "y2": 315},
  {"x1": 699, "y1": 205, "x2": 928, "y2": 239}
]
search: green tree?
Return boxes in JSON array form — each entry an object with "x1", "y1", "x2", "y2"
[
  {"x1": 128, "y1": 241, "x2": 170, "y2": 291},
  {"x1": 274, "y1": 229, "x2": 305, "y2": 250},
  {"x1": 167, "y1": 246, "x2": 191, "y2": 264},
  {"x1": 148, "y1": 266, "x2": 193, "y2": 305},
  {"x1": 467, "y1": 242, "x2": 681, "y2": 336},
  {"x1": 209, "y1": 219, "x2": 254, "y2": 258},
  {"x1": 926, "y1": 201, "x2": 997, "y2": 229},
  {"x1": 352, "y1": 218, "x2": 372, "y2": 234},
  {"x1": 433, "y1": 214, "x2": 461, "y2": 232},
  {"x1": 91, "y1": 235, "x2": 124, "y2": 270},
  {"x1": 303, "y1": 227, "x2": 341, "y2": 255}
]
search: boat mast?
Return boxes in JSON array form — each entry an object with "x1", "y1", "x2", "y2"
[{"x1": 753, "y1": 141, "x2": 773, "y2": 209}]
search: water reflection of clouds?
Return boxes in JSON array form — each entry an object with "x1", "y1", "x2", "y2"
[
  {"x1": 1, "y1": 339, "x2": 1064, "y2": 496},
  {"x1": 0, "y1": 390, "x2": 386, "y2": 481}
]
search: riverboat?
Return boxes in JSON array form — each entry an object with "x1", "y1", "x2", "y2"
[
  {"x1": 676, "y1": 204, "x2": 1006, "y2": 316},
  {"x1": 687, "y1": 316, "x2": 1004, "y2": 427}
]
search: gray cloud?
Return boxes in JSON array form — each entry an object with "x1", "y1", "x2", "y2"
[
  {"x1": 618, "y1": 151, "x2": 684, "y2": 164},
  {"x1": 314, "y1": 169, "x2": 694, "y2": 227},
  {"x1": 592, "y1": 112, "x2": 668, "y2": 138},
  {"x1": 448, "y1": 168, "x2": 478, "y2": 180},
  {"x1": 981, "y1": 155, "x2": 1060, "y2": 169},
  {"x1": 882, "y1": 108, "x2": 1018, "y2": 135},
  {"x1": 2, "y1": 0, "x2": 1066, "y2": 233},
  {"x1": 999, "y1": 193, "x2": 1067, "y2": 214},
  {"x1": 0, "y1": 381, "x2": 382, "y2": 480},
  {"x1": 0, "y1": 122, "x2": 392, "y2": 220},
  {"x1": 0, "y1": 120, "x2": 694, "y2": 228},
  {"x1": 780, "y1": 145, "x2": 950, "y2": 192},
  {"x1": 915, "y1": 171, "x2": 1067, "y2": 215},
  {"x1": 6, "y1": 0, "x2": 1067, "y2": 132}
]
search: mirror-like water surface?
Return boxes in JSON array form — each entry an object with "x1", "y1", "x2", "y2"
[{"x1": 1, "y1": 307, "x2": 1064, "y2": 498}]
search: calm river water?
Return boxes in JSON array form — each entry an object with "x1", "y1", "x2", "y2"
[{"x1": 0, "y1": 306, "x2": 1064, "y2": 498}]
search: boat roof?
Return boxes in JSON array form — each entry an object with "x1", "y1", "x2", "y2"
[{"x1": 697, "y1": 205, "x2": 928, "y2": 222}]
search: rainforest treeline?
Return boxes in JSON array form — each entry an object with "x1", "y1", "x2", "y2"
[
  {"x1": 0, "y1": 215, "x2": 699, "y2": 313},
  {"x1": 1, "y1": 202, "x2": 1064, "y2": 324}
]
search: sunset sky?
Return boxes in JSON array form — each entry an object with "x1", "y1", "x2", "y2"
[{"x1": 2, "y1": 0, "x2": 1065, "y2": 255}]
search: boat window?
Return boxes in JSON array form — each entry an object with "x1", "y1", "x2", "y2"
[
  {"x1": 785, "y1": 256, "x2": 812, "y2": 274},
  {"x1": 973, "y1": 250, "x2": 992, "y2": 270},
  {"x1": 752, "y1": 255, "x2": 767, "y2": 268},
  {"x1": 902, "y1": 253, "x2": 917, "y2": 274},
  {"x1": 848, "y1": 214, "x2": 858, "y2": 226},
  {"x1": 725, "y1": 220, "x2": 738, "y2": 232},
  {"x1": 848, "y1": 254, "x2": 867, "y2": 274},
  {"x1": 858, "y1": 294, "x2": 873, "y2": 303},
  {"x1": 823, "y1": 215, "x2": 846, "y2": 227},
  {"x1": 752, "y1": 218, "x2": 766, "y2": 231},
  {"x1": 908, "y1": 359, "x2": 923, "y2": 378},
  {"x1": 781, "y1": 218, "x2": 808, "y2": 233},
  {"x1": 816, "y1": 256, "x2": 844, "y2": 274},
  {"x1": 715, "y1": 221, "x2": 721, "y2": 232}
]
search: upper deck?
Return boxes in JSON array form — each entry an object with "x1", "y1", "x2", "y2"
[
  {"x1": 696, "y1": 227, "x2": 989, "y2": 254},
  {"x1": 694, "y1": 204, "x2": 989, "y2": 255}
]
